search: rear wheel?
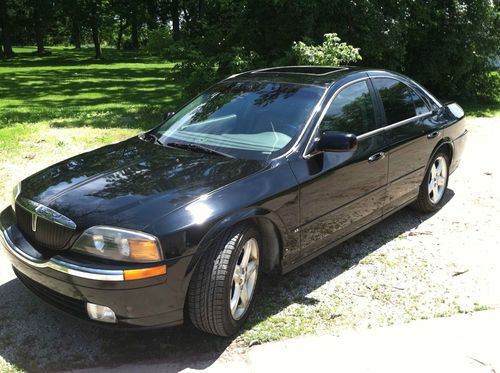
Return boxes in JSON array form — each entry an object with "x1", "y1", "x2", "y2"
[
  {"x1": 413, "y1": 151, "x2": 449, "y2": 212},
  {"x1": 188, "y1": 223, "x2": 261, "y2": 336}
]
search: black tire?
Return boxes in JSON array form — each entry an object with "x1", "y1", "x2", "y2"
[
  {"x1": 413, "y1": 150, "x2": 450, "y2": 213},
  {"x1": 187, "y1": 223, "x2": 261, "y2": 336}
]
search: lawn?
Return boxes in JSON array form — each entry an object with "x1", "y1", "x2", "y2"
[{"x1": 0, "y1": 46, "x2": 182, "y2": 207}]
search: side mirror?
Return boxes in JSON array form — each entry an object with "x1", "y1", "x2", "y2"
[
  {"x1": 315, "y1": 131, "x2": 358, "y2": 153},
  {"x1": 163, "y1": 111, "x2": 175, "y2": 120},
  {"x1": 432, "y1": 106, "x2": 444, "y2": 116}
]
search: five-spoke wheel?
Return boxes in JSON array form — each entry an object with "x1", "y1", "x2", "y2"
[
  {"x1": 230, "y1": 238, "x2": 259, "y2": 320},
  {"x1": 414, "y1": 150, "x2": 450, "y2": 212}
]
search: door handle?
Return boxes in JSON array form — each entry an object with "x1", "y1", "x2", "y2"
[
  {"x1": 427, "y1": 131, "x2": 441, "y2": 139},
  {"x1": 368, "y1": 152, "x2": 385, "y2": 162}
]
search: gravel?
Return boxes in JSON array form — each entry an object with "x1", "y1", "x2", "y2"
[{"x1": 1, "y1": 116, "x2": 499, "y2": 372}]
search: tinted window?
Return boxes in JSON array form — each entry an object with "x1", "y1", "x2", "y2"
[
  {"x1": 320, "y1": 81, "x2": 376, "y2": 136},
  {"x1": 373, "y1": 78, "x2": 428, "y2": 124},
  {"x1": 412, "y1": 91, "x2": 430, "y2": 115}
]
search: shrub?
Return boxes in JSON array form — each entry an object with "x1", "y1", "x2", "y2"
[
  {"x1": 145, "y1": 28, "x2": 173, "y2": 56},
  {"x1": 173, "y1": 46, "x2": 261, "y2": 99},
  {"x1": 291, "y1": 33, "x2": 362, "y2": 66}
]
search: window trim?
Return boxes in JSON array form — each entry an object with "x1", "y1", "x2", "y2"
[
  {"x1": 302, "y1": 77, "x2": 372, "y2": 159},
  {"x1": 357, "y1": 111, "x2": 432, "y2": 140}
]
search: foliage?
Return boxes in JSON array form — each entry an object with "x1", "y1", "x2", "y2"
[
  {"x1": 171, "y1": 44, "x2": 261, "y2": 98},
  {"x1": 172, "y1": 51, "x2": 218, "y2": 98},
  {"x1": 291, "y1": 33, "x2": 362, "y2": 66},
  {"x1": 0, "y1": 0, "x2": 499, "y2": 102},
  {"x1": 145, "y1": 27, "x2": 172, "y2": 56}
]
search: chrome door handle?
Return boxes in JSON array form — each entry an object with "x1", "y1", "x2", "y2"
[
  {"x1": 368, "y1": 152, "x2": 385, "y2": 162},
  {"x1": 427, "y1": 131, "x2": 441, "y2": 139}
]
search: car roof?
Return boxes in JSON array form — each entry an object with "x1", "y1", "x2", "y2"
[{"x1": 225, "y1": 66, "x2": 369, "y2": 88}]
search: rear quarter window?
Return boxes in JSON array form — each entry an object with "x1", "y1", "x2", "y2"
[{"x1": 372, "y1": 78, "x2": 429, "y2": 125}]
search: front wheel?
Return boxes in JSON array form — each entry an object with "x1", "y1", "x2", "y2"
[
  {"x1": 187, "y1": 223, "x2": 261, "y2": 336},
  {"x1": 413, "y1": 151, "x2": 450, "y2": 212}
]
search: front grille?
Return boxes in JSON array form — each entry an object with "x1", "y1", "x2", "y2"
[
  {"x1": 16, "y1": 205, "x2": 74, "y2": 250},
  {"x1": 14, "y1": 268, "x2": 87, "y2": 317}
]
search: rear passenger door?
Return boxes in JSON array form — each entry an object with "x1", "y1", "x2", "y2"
[{"x1": 370, "y1": 77, "x2": 438, "y2": 214}]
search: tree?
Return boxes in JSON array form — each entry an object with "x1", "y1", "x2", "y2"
[
  {"x1": 64, "y1": 0, "x2": 83, "y2": 49},
  {"x1": 31, "y1": 0, "x2": 53, "y2": 54},
  {"x1": 170, "y1": 0, "x2": 180, "y2": 40},
  {"x1": 0, "y1": 0, "x2": 14, "y2": 57},
  {"x1": 292, "y1": 33, "x2": 362, "y2": 66},
  {"x1": 86, "y1": 0, "x2": 103, "y2": 58}
]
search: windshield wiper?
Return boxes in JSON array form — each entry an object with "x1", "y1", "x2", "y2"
[
  {"x1": 139, "y1": 132, "x2": 163, "y2": 145},
  {"x1": 165, "y1": 142, "x2": 235, "y2": 159}
]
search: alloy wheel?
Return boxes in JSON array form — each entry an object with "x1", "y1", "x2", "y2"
[
  {"x1": 230, "y1": 238, "x2": 259, "y2": 320},
  {"x1": 428, "y1": 156, "x2": 448, "y2": 204}
]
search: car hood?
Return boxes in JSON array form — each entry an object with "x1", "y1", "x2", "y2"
[{"x1": 19, "y1": 137, "x2": 267, "y2": 230}]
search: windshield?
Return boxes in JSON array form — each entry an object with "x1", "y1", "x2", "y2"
[{"x1": 151, "y1": 81, "x2": 325, "y2": 160}]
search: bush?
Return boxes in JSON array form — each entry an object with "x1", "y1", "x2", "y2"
[
  {"x1": 145, "y1": 28, "x2": 173, "y2": 55},
  {"x1": 172, "y1": 49, "x2": 218, "y2": 98},
  {"x1": 173, "y1": 46, "x2": 261, "y2": 99},
  {"x1": 291, "y1": 33, "x2": 362, "y2": 66}
]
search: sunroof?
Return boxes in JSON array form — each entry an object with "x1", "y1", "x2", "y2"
[{"x1": 254, "y1": 66, "x2": 348, "y2": 76}]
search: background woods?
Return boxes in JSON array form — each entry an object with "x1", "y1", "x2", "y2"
[{"x1": 0, "y1": 0, "x2": 499, "y2": 102}]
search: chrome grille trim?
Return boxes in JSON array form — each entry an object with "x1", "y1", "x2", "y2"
[{"x1": 17, "y1": 197, "x2": 76, "y2": 230}]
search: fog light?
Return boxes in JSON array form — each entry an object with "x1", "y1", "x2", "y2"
[{"x1": 86, "y1": 303, "x2": 117, "y2": 323}]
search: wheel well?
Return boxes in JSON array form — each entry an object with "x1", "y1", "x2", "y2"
[
  {"x1": 251, "y1": 217, "x2": 282, "y2": 274},
  {"x1": 437, "y1": 142, "x2": 453, "y2": 164}
]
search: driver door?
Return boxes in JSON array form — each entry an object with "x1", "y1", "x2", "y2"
[{"x1": 288, "y1": 79, "x2": 388, "y2": 260}]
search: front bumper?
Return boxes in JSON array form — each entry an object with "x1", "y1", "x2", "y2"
[{"x1": 0, "y1": 208, "x2": 189, "y2": 328}]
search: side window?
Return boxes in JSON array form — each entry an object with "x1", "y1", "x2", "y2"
[
  {"x1": 411, "y1": 91, "x2": 430, "y2": 115},
  {"x1": 320, "y1": 81, "x2": 376, "y2": 136},
  {"x1": 372, "y1": 78, "x2": 428, "y2": 124}
]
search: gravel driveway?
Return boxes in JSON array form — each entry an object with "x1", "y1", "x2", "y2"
[{"x1": 1, "y1": 116, "x2": 499, "y2": 372}]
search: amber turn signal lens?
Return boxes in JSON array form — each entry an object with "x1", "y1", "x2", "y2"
[
  {"x1": 128, "y1": 240, "x2": 162, "y2": 262},
  {"x1": 124, "y1": 265, "x2": 167, "y2": 281}
]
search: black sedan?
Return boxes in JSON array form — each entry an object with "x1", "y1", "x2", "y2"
[{"x1": 0, "y1": 66, "x2": 467, "y2": 336}]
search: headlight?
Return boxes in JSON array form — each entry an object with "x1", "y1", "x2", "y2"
[
  {"x1": 72, "y1": 226, "x2": 163, "y2": 263},
  {"x1": 11, "y1": 182, "x2": 21, "y2": 211}
]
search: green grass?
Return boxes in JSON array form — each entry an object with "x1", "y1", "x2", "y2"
[{"x1": 0, "y1": 46, "x2": 183, "y2": 206}]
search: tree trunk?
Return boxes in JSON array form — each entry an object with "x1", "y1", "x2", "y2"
[
  {"x1": 116, "y1": 17, "x2": 124, "y2": 50},
  {"x1": 33, "y1": 3, "x2": 46, "y2": 54},
  {"x1": 92, "y1": 25, "x2": 101, "y2": 58},
  {"x1": 0, "y1": 0, "x2": 14, "y2": 57},
  {"x1": 130, "y1": 7, "x2": 139, "y2": 50},
  {"x1": 72, "y1": 18, "x2": 81, "y2": 49},
  {"x1": 197, "y1": 0, "x2": 205, "y2": 21},
  {"x1": 146, "y1": 0, "x2": 157, "y2": 30},
  {"x1": 90, "y1": 0, "x2": 102, "y2": 59},
  {"x1": 171, "y1": 0, "x2": 180, "y2": 40}
]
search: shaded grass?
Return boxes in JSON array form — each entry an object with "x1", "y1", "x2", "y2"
[
  {"x1": 0, "y1": 46, "x2": 183, "y2": 207},
  {"x1": 462, "y1": 101, "x2": 500, "y2": 118}
]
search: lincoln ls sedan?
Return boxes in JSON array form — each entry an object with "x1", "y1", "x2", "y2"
[{"x1": 0, "y1": 66, "x2": 467, "y2": 336}]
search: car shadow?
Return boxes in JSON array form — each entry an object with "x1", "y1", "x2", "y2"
[{"x1": 0, "y1": 190, "x2": 455, "y2": 372}]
